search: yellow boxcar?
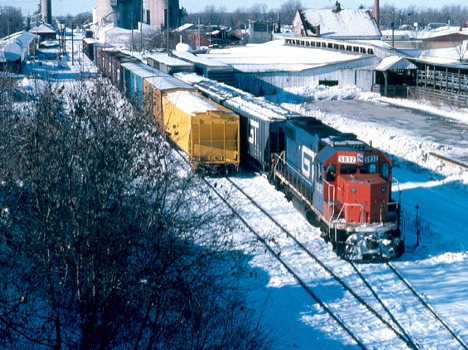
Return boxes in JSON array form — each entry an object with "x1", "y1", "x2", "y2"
[{"x1": 163, "y1": 90, "x2": 240, "y2": 173}]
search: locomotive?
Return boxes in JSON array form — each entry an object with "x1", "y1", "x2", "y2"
[
  {"x1": 269, "y1": 117, "x2": 404, "y2": 261},
  {"x1": 85, "y1": 44, "x2": 404, "y2": 261}
]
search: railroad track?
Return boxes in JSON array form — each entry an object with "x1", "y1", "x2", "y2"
[
  {"x1": 203, "y1": 173, "x2": 467, "y2": 349},
  {"x1": 205, "y1": 175, "x2": 417, "y2": 348},
  {"x1": 351, "y1": 262, "x2": 468, "y2": 350}
]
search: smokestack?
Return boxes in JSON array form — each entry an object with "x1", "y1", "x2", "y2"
[
  {"x1": 41, "y1": 0, "x2": 52, "y2": 24},
  {"x1": 374, "y1": 0, "x2": 379, "y2": 27}
]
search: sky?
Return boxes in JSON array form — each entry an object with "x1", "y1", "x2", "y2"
[{"x1": 0, "y1": 0, "x2": 464, "y2": 17}]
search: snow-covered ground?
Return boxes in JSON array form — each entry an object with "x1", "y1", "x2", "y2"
[
  {"x1": 239, "y1": 85, "x2": 468, "y2": 349},
  {"x1": 23, "y1": 37, "x2": 468, "y2": 349}
]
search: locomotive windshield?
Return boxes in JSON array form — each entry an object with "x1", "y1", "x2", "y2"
[
  {"x1": 380, "y1": 162, "x2": 390, "y2": 180},
  {"x1": 340, "y1": 164, "x2": 357, "y2": 174},
  {"x1": 360, "y1": 163, "x2": 377, "y2": 174}
]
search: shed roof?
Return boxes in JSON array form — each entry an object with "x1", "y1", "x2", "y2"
[
  {"x1": 375, "y1": 56, "x2": 417, "y2": 71},
  {"x1": 30, "y1": 23, "x2": 56, "y2": 35},
  {"x1": 193, "y1": 39, "x2": 367, "y2": 73},
  {"x1": 299, "y1": 9, "x2": 381, "y2": 39},
  {"x1": 172, "y1": 50, "x2": 232, "y2": 69}
]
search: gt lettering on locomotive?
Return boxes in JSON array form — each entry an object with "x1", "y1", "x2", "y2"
[{"x1": 302, "y1": 145, "x2": 316, "y2": 180}]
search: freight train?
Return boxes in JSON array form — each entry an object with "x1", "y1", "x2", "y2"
[
  {"x1": 176, "y1": 73, "x2": 404, "y2": 261},
  {"x1": 86, "y1": 44, "x2": 404, "y2": 261},
  {"x1": 92, "y1": 48, "x2": 240, "y2": 173}
]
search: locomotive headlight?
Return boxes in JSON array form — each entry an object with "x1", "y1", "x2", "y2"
[
  {"x1": 381, "y1": 186, "x2": 386, "y2": 193},
  {"x1": 351, "y1": 188, "x2": 357, "y2": 194}
]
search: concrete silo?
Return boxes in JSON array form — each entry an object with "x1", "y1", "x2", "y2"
[
  {"x1": 96, "y1": 0, "x2": 141, "y2": 30},
  {"x1": 143, "y1": 0, "x2": 180, "y2": 29},
  {"x1": 41, "y1": 0, "x2": 52, "y2": 24},
  {"x1": 95, "y1": 0, "x2": 179, "y2": 30}
]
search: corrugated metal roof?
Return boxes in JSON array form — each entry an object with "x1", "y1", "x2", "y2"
[
  {"x1": 300, "y1": 9, "x2": 381, "y2": 39},
  {"x1": 172, "y1": 51, "x2": 231, "y2": 68},
  {"x1": 375, "y1": 56, "x2": 417, "y2": 71}
]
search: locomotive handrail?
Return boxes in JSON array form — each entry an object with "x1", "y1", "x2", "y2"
[
  {"x1": 392, "y1": 176, "x2": 402, "y2": 208},
  {"x1": 330, "y1": 203, "x2": 366, "y2": 227},
  {"x1": 325, "y1": 180, "x2": 336, "y2": 222}
]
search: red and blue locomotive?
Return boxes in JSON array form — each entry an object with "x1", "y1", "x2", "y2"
[{"x1": 270, "y1": 117, "x2": 404, "y2": 260}]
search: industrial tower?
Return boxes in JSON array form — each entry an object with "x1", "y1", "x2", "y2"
[{"x1": 95, "y1": 0, "x2": 180, "y2": 30}]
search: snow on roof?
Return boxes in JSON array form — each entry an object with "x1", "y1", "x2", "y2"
[
  {"x1": 419, "y1": 46, "x2": 468, "y2": 64},
  {"x1": 166, "y1": 90, "x2": 220, "y2": 115},
  {"x1": 30, "y1": 23, "x2": 57, "y2": 35},
  {"x1": 375, "y1": 56, "x2": 417, "y2": 71},
  {"x1": 173, "y1": 23, "x2": 194, "y2": 32},
  {"x1": 145, "y1": 75, "x2": 195, "y2": 92},
  {"x1": 120, "y1": 62, "x2": 160, "y2": 77},
  {"x1": 300, "y1": 9, "x2": 381, "y2": 39},
  {"x1": 147, "y1": 53, "x2": 194, "y2": 67},
  {"x1": 104, "y1": 27, "x2": 132, "y2": 35},
  {"x1": 233, "y1": 63, "x2": 325, "y2": 73},
  {"x1": 172, "y1": 50, "x2": 232, "y2": 68},
  {"x1": 195, "y1": 39, "x2": 365, "y2": 73},
  {"x1": 225, "y1": 95, "x2": 296, "y2": 122}
]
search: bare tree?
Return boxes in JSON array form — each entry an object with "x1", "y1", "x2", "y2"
[
  {"x1": 279, "y1": 0, "x2": 303, "y2": 25},
  {"x1": 0, "y1": 78, "x2": 272, "y2": 350},
  {"x1": 0, "y1": 6, "x2": 23, "y2": 37}
]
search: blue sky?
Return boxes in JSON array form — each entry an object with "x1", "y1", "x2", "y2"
[{"x1": 0, "y1": 0, "x2": 459, "y2": 17}]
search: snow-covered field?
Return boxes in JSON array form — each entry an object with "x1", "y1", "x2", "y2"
[{"x1": 23, "y1": 38, "x2": 468, "y2": 349}]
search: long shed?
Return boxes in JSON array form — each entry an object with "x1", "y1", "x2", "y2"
[{"x1": 172, "y1": 50, "x2": 235, "y2": 84}]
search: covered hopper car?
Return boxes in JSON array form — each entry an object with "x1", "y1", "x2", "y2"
[{"x1": 163, "y1": 90, "x2": 240, "y2": 173}]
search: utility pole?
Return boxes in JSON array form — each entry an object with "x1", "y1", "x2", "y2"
[
  {"x1": 140, "y1": 0, "x2": 143, "y2": 52},
  {"x1": 415, "y1": 204, "x2": 420, "y2": 247},
  {"x1": 71, "y1": 21, "x2": 74, "y2": 65},
  {"x1": 166, "y1": 0, "x2": 169, "y2": 52},
  {"x1": 198, "y1": 17, "x2": 201, "y2": 50}
]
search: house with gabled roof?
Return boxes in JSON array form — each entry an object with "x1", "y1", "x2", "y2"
[{"x1": 293, "y1": 5, "x2": 381, "y2": 40}]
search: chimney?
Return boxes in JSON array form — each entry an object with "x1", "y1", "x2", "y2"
[
  {"x1": 315, "y1": 24, "x2": 320, "y2": 37},
  {"x1": 374, "y1": 0, "x2": 379, "y2": 27}
]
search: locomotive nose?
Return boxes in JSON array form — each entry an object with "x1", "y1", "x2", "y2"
[{"x1": 340, "y1": 174, "x2": 389, "y2": 224}]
